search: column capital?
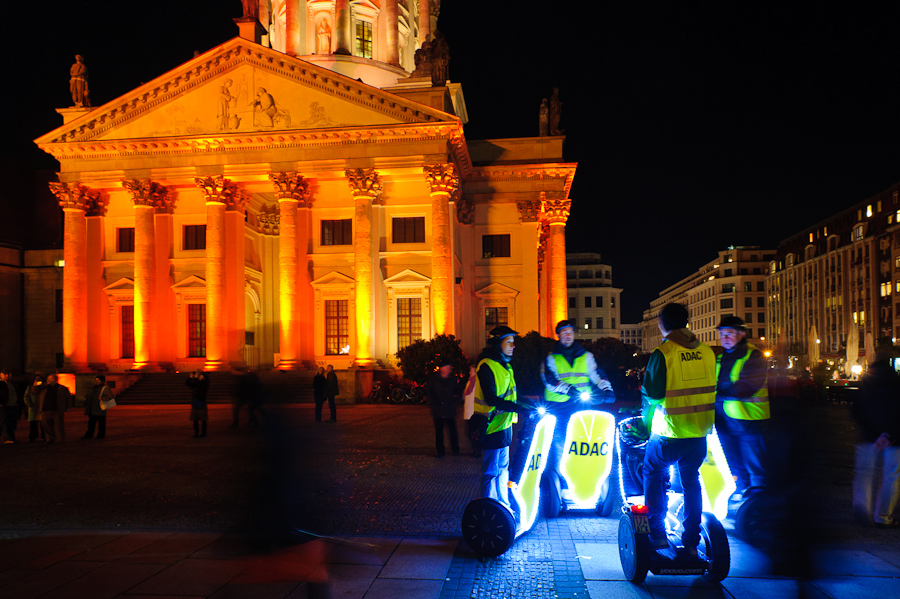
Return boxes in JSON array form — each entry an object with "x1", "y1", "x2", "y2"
[
  {"x1": 516, "y1": 199, "x2": 541, "y2": 223},
  {"x1": 423, "y1": 163, "x2": 460, "y2": 196},
  {"x1": 541, "y1": 194, "x2": 571, "y2": 225},
  {"x1": 122, "y1": 179, "x2": 172, "y2": 212},
  {"x1": 194, "y1": 175, "x2": 249, "y2": 212},
  {"x1": 49, "y1": 181, "x2": 103, "y2": 214},
  {"x1": 346, "y1": 168, "x2": 383, "y2": 201},
  {"x1": 269, "y1": 171, "x2": 312, "y2": 206}
]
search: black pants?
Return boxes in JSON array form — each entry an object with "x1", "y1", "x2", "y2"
[
  {"x1": 433, "y1": 417, "x2": 459, "y2": 456},
  {"x1": 29, "y1": 420, "x2": 44, "y2": 441},
  {"x1": 84, "y1": 414, "x2": 107, "y2": 439},
  {"x1": 316, "y1": 395, "x2": 336, "y2": 421}
]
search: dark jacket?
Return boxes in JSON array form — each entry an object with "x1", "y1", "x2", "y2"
[
  {"x1": 716, "y1": 340, "x2": 767, "y2": 402},
  {"x1": 313, "y1": 373, "x2": 327, "y2": 400},
  {"x1": 186, "y1": 375, "x2": 210, "y2": 409},
  {"x1": 426, "y1": 371, "x2": 463, "y2": 419},
  {"x1": 325, "y1": 371, "x2": 339, "y2": 397},
  {"x1": 84, "y1": 384, "x2": 114, "y2": 417},
  {"x1": 853, "y1": 359, "x2": 900, "y2": 444}
]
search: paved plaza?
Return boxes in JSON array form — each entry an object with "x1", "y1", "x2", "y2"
[{"x1": 1, "y1": 401, "x2": 898, "y2": 598}]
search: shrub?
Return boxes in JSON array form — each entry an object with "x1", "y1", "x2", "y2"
[{"x1": 395, "y1": 334, "x2": 470, "y2": 385}]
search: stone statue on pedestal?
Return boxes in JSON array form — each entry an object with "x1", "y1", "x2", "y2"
[
  {"x1": 70, "y1": 55, "x2": 90, "y2": 108},
  {"x1": 549, "y1": 87, "x2": 563, "y2": 136},
  {"x1": 539, "y1": 99, "x2": 549, "y2": 136},
  {"x1": 430, "y1": 30, "x2": 450, "y2": 87}
]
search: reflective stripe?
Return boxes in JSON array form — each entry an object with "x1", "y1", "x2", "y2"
[
  {"x1": 559, "y1": 372, "x2": 589, "y2": 378},
  {"x1": 662, "y1": 403, "x2": 715, "y2": 415},
  {"x1": 739, "y1": 396, "x2": 768, "y2": 403},
  {"x1": 665, "y1": 385, "x2": 716, "y2": 398},
  {"x1": 715, "y1": 343, "x2": 770, "y2": 420}
]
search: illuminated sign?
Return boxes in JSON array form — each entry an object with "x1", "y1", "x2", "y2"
[{"x1": 558, "y1": 410, "x2": 616, "y2": 510}]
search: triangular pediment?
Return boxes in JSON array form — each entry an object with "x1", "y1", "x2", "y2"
[
  {"x1": 384, "y1": 269, "x2": 431, "y2": 286},
  {"x1": 311, "y1": 271, "x2": 355, "y2": 287},
  {"x1": 171, "y1": 275, "x2": 206, "y2": 290},
  {"x1": 474, "y1": 282, "x2": 519, "y2": 299},
  {"x1": 37, "y1": 37, "x2": 457, "y2": 146},
  {"x1": 103, "y1": 278, "x2": 134, "y2": 292}
]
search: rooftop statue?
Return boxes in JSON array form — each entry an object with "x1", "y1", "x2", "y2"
[
  {"x1": 549, "y1": 87, "x2": 563, "y2": 136},
  {"x1": 70, "y1": 55, "x2": 90, "y2": 108},
  {"x1": 539, "y1": 98, "x2": 549, "y2": 136}
]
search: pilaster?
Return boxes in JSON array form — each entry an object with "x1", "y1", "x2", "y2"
[
  {"x1": 542, "y1": 194, "x2": 571, "y2": 333},
  {"x1": 346, "y1": 167, "x2": 383, "y2": 367},
  {"x1": 424, "y1": 163, "x2": 459, "y2": 336}
]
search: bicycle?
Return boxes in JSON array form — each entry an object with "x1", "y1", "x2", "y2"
[{"x1": 367, "y1": 380, "x2": 387, "y2": 404}]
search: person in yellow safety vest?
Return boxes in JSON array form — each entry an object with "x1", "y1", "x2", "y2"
[
  {"x1": 541, "y1": 319, "x2": 616, "y2": 476},
  {"x1": 641, "y1": 303, "x2": 717, "y2": 557},
  {"x1": 715, "y1": 316, "x2": 769, "y2": 504},
  {"x1": 473, "y1": 326, "x2": 532, "y2": 509}
]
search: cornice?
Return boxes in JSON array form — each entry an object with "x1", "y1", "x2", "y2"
[
  {"x1": 470, "y1": 163, "x2": 576, "y2": 197},
  {"x1": 36, "y1": 37, "x2": 458, "y2": 146}
]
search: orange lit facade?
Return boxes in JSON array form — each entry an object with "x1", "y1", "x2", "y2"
[{"x1": 34, "y1": 4, "x2": 575, "y2": 374}]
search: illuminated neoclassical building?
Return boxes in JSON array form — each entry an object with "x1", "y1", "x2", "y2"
[{"x1": 34, "y1": 2, "x2": 575, "y2": 376}]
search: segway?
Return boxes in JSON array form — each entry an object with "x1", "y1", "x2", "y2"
[
  {"x1": 461, "y1": 411, "x2": 556, "y2": 557},
  {"x1": 614, "y1": 417, "x2": 732, "y2": 583}
]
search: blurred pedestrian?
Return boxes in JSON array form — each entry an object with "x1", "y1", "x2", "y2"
[
  {"x1": 23, "y1": 373, "x2": 45, "y2": 442},
  {"x1": 426, "y1": 358, "x2": 463, "y2": 457},
  {"x1": 0, "y1": 369, "x2": 18, "y2": 444},
  {"x1": 714, "y1": 316, "x2": 769, "y2": 505},
  {"x1": 39, "y1": 373, "x2": 71, "y2": 444},
  {"x1": 186, "y1": 370, "x2": 210, "y2": 437},
  {"x1": 463, "y1": 364, "x2": 480, "y2": 456},
  {"x1": 473, "y1": 326, "x2": 530, "y2": 509},
  {"x1": 82, "y1": 374, "x2": 114, "y2": 439},
  {"x1": 323, "y1": 365, "x2": 338, "y2": 422},
  {"x1": 313, "y1": 366, "x2": 326, "y2": 421},
  {"x1": 852, "y1": 341, "x2": 900, "y2": 528},
  {"x1": 234, "y1": 370, "x2": 264, "y2": 427}
]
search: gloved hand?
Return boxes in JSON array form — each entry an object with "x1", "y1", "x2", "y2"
[
  {"x1": 600, "y1": 390, "x2": 616, "y2": 404},
  {"x1": 567, "y1": 385, "x2": 583, "y2": 400}
]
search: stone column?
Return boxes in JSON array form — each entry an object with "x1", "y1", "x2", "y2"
[
  {"x1": 335, "y1": 0, "x2": 352, "y2": 55},
  {"x1": 424, "y1": 164, "x2": 460, "y2": 336},
  {"x1": 346, "y1": 168, "x2": 383, "y2": 367},
  {"x1": 122, "y1": 179, "x2": 168, "y2": 371},
  {"x1": 195, "y1": 176, "x2": 247, "y2": 370},
  {"x1": 542, "y1": 196, "x2": 571, "y2": 330},
  {"x1": 49, "y1": 182, "x2": 100, "y2": 371},
  {"x1": 269, "y1": 172, "x2": 311, "y2": 370},
  {"x1": 418, "y1": 0, "x2": 431, "y2": 45},
  {"x1": 385, "y1": 0, "x2": 400, "y2": 66},
  {"x1": 285, "y1": 0, "x2": 301, "y2": 56}
]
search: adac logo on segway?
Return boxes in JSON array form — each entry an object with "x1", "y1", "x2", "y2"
[
  {"x1": 567, "y1": 441, "x2": 609, "y2": 456},
  {"x1": 527, "y1": 453, "x2": 542, "y2": 471},
  {"x1": 680, "y1": 351, "x2": 704, "y2": 362}
]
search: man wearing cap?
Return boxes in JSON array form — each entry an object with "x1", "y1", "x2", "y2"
[
  {"x1": 642, "y1": 303, "x2": 717, "y2": 557},
  {"x1": 473, "y1": 326, "x2": 531, "y2": 508},
  {"x1": 715, "y1": 316, "x2": 769, "y2": 503},
  {"x1": 426, "y1": 358, "x2": 464, "y2": 457},
  {"x1": 541, "y1": 319, "x2": 616, "y2": 476}
]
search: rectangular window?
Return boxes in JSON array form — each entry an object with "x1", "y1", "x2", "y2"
[
  {"x1": 325, "y1": 300, "x2": 349, "y2": 355},
  {"x1": 757, "y1": 297, "x2": 765, "y2": 307},
  {"x1": 584, "y1": 318, "x2": 592, "y2": 330},
  {"x1": 187, "y1": 304, "x2": 206, "y2": 358},
  {"x1": 744, "y1": 282, "x2": 752, "y2": 292},
  {"x1": 584, "y1": 296, "x2": 592, "y2": 308},
  {"x1": 612, "y1": 317, "x2": 616, "y2": 328},
  {"x1": 758, "y1": 312, "x2": 765, "y2": 323},
  {"x1": 321, "y1": 219, "x2": 352, "y2": 246},
  {"x1": 722, "y1": 283, "x2": 736, "y2": 293},
  {"x1": 482, "y1": 234, "x2": 511, "y2": 258},
  {"x1": 397, "y1": 298, "x2": 422, "y2": 349},
  {"x1": 392, "y1": 217, "x2": 425, "y2": 244},
  {"x1": 745, "y1": 313, "x2": 753, "y2": 323},
  {"x1": 721, "y1": 298, "x2": 734, "y2": 309},
  {"x1": 485, "y1": 307, "x2": 509, "y2": 341},
  {"x1": 744, "y1": 297, "x2": 753, "y2": 308},
  {"x1": 55, "y1": 289, "x2": 63, "y2": 323},
  {"x1": 354, "y1": 20, "x2": 373, "y2": 58},
  {"x1": 611, "y1": 297, "x2": 616, "y2": 308},
  {"x1": 184, "y1": 225, "x2": 206, "y2": 250},
  {"x1": 121, "y1": 305, "x2": 135, "y2": 359},
  {"x1": 598, "y1": 317, "x2": 604, "y2": 329},
  {"x1": 757, "y1": 281, "x2": 765, "y2": 291},
  {"x1": 117, "y1": 228, "x2": 135, "y2": 253},
  {"x1": 596, "y1": 296, "x2": 603, "y2": 307},
  {"x1": 568, "y1": 296, "x2": 576, "y2": 309}
]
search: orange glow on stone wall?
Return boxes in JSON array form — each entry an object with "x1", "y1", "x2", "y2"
[
  {"x1": 431, "y1": 190, "x2": 452, "y2": 335},
  {"x1": 204, "y1": 200, "x2": 226, "y2": 369},
  {"x1": 63, "y1": 208, "x2": 88, "y2": 369},
  {"x1": 278, "y1": 198, "x2": 299, "y2": 368},
  {"x1": 550, "y1": 222, "x2": 568, "y2": 327},
  {"x1": 354, "y1": 193, "x2": 374, "y2": 365}
]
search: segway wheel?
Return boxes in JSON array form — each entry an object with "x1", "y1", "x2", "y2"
[
  {"x1": 699, "y1": 512, "x2": 730, "y2": 583},
  {"x1": 541, "y1": 470, "x2": 562, "y2": 518},
  {"x1": 734, "y1": 492, "x2": 777, "y2": 549},
  {"x1": 462, "y1": 498, "x2": 516, "y2": 558},
  {"x1": 618, "y1": 513, "x2": 650, "y2": 583}
]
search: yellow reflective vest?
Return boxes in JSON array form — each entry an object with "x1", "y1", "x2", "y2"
[
  {"x1": 716, "y1": 343, "x2": 770, "y2": 421},
  {"x1": 544, "y1": 353, "x2": 591, "y2": 403},
  {"x1": 474, "y1": 358, "x2": 518, "y2": 435},
  {"x1": 651, "y1": 341, "x2": 716, "y2": 439}
]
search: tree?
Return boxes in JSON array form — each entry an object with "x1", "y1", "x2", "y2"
[
  {"x1": 582, "y1": 337, "x2": 644, "y2": 402},
  {"x1": 509, "y1": 331, "x2": 557, "y2": 398},
  {"x1": 395, "y1": 334, "x2": 469, "y2": 385}
]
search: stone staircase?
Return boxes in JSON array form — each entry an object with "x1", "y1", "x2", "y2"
[{"x1": 114, "y1": 371, "x2": 317, "y2": 405}]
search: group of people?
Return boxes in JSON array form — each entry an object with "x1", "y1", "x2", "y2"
[{"x1": 0, "y1": 372, "x2": 113, "y2": 444}]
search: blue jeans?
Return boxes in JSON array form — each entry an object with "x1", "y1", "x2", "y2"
[
  {"x1": 716, "y1": 405, "x2": 767, "y2": 493},
  {"x1": 481, "y1": 446, "x2": 510, "y2": 508},
  {"x1": 643, "y1": 434, "x2": 707, "y2": 548}
]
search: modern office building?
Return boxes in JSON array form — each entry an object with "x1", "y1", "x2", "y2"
[
  {"x1": 566, "y1": 253, "x2": 622, "y2": 342},
  {"x1": 641, "y1": 247, "x2": 774, "y2": 352},
  {"x1": 619, "y1": 323, "x2": 642, "y2": 349}
]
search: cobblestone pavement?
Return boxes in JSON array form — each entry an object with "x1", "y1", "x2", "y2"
[{"x1": 1, "y1": 401, "x2": 898, "y2": 598}]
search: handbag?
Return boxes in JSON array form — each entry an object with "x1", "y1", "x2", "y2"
[{"x1": 99, "y1": 386, "x2": 116, "y2": 410}]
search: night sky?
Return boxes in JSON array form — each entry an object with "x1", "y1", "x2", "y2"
[{"x1": 6, "y1": 2, "x2": 900, "y2": 323}]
